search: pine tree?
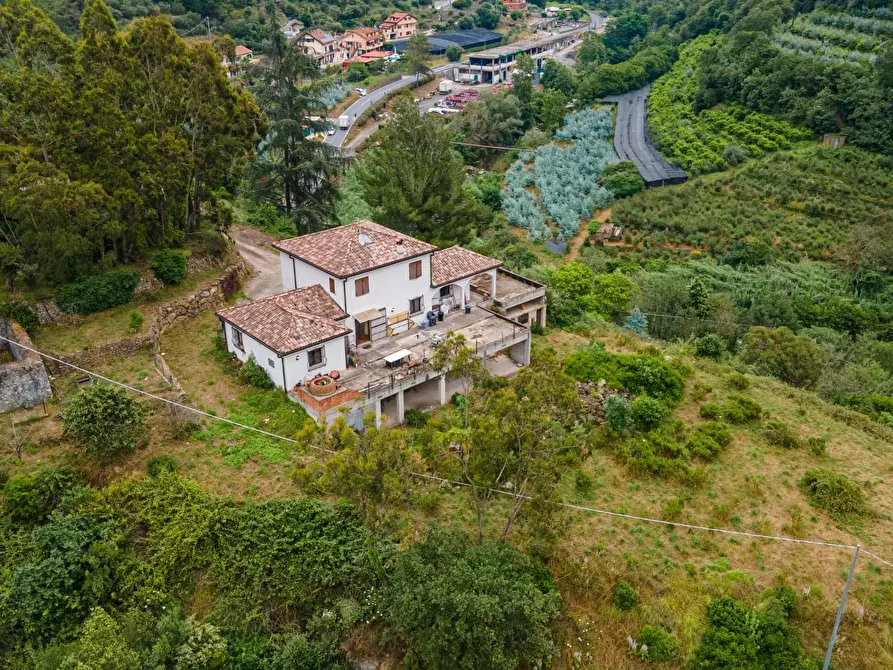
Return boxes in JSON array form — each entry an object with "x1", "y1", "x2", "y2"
[
  {"x1": 625, "y1": 307, "x2": 648, "y2": 334},
  {"x1": 688, "y1": 276, "x2": 710, "y2": 319}
]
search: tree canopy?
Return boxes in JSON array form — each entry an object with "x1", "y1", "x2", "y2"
[
  {"x1": 0, "y1": 0, "x2": 264, "y2": 284},
  {"x1": 357, "y1": 94, "x2": 479, "y2": 246}
]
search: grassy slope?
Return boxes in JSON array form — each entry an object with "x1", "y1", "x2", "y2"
[{"x1": 5, "y1": 308, "x2": 893, "y2": 667}]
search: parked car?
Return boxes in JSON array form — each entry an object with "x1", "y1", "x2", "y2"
[
  {"x1": 355, "y1": 87, "x2": 367, "y2": 96},
  {"x1": 328, "y1": 127, "x2": 336, "y2": 135}
]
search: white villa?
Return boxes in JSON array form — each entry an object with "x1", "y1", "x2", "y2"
[{"x1": 216, "y1": 220, "x2": 546, "y2": 426}]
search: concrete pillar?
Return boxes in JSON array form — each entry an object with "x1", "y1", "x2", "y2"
[
  {"x1": 439, "y1": 375, "x2": 447, "y2": 406},
  {"x1": 508, "y1": 335, "x2": 531, "y2": 366},
  {"x1": 374, "y1": 398, "x2": 382, "y2": 428},
  {"x1": 538, "y1": 304, "x2": 547, "y2": 328},
  {"x1": 396, "y1": 389, "x2": 405, "y2": 424},
  {"x1": 489, "y1": 271, "x2": 497, "y2": 306}
]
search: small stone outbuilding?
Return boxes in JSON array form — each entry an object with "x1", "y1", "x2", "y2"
[{"x1": 0, "y1": 318, "x2": 52, "y2": 413}]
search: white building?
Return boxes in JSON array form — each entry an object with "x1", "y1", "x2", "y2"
[{"x1": 218, "y1": 220, "x2": 546, "y2": 426}]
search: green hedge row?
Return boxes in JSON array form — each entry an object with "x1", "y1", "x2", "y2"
[{"x1": 56, "y1": 269, "x2": 141, "y2": 315}]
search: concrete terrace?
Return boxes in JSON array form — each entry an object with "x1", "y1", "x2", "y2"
[{"x1": 338, "y1": 304, "x2": 526, "y2": 395}]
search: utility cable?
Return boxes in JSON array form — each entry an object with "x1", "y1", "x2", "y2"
[{"x1": 3, "y1": 333, "x2": 892, "y2": 562}]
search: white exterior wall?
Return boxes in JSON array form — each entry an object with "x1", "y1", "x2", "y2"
[
  {"x1": 345, "y1": 255, "x2": 432, "y2": 321},
  {"x1": 224, "y1": 321, "x2": 286, "y2": 388},
  {"x1": 223, "y1": 322, "x2": 348, "y2": 391},
  {"x1": 281, "y1": 254, "x2": 349, "y2": 313}
]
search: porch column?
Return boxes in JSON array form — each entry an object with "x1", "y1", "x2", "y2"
[
  {"x1": 396, "y1": 389, "x2": 405, "y2": 424},
  {"x1": 538, "y1": 304, "x2": 547, "y2": 328},
  {"x1": 439, "y1": 375, "x2": 447, "y2": 405},
  {"x1": 374, "y1": 398, "x2": 382, "y2": 428},
  {"x1": 489, "y1": 271, "x2": 497, "y2": 306}
]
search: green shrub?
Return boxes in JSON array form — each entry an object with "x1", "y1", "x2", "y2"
[
  {"x1": 0, "y1": 300, "x2": 38, "y2": 333},
  {"x1": 622, "y1": 424, "x2": 692, "y2": 479},
  {"x1": 661, "y1": 497, "x2": 685, "y2": 521},
  {"x1": 152, "y1": 249, "x2": 188, "y2": 285},
  {"x1": 741, "y1": 326, "x2": 830, "y2": 389},
  {"x1": 727, "y1": 373, "x2": 750, "y2": 390},
  {"x1": 62, "y1": 384, "x2": 147, "y2": 461},
  {"x1": 602, "y1": 161, "x2": 645, "y2": 198},
  {"x1": 4, "y1": 468, "x2": 78, "y2": 523},
  {"x1": 635, "y1": 624, "x2": 679, "y2": 662},
  {"x1": 403, "y1": 408, "x2": 430, "y2": 428},
  {"x1": 382, "y1": 527, "x2": 562, "y2": 670},
  {"x1": 238, "y1": 354, "x2": 275, "y2": 390},
  {"x1": 605, "y1": 395, "x2": 632, "y2": 432},
  {"x1": 700, "y1": 396, "x2": 762, "y2": 424},
  {"x1": 808, "y1": 436, "x2": 828, "y2": 457},
  {"x1": 799, "y1": 468, "x2": 867, "y2": 521},
  {"x1": 445, "y1": 44, "x2": 462, "y2": 62},
  {"x1": 128, "y1": 310, "x2": 144, "y2": 333},
  {"x1": 56, "y1": 269, "x2": 141, "y2": 315},
  {"x1": 146, "y1": 456, "x2": 178, "y2": 477},
  {"x1": 574, "y1": 469, "x2": 593, "y2": 493},
  {"x1": 631, "y1": 396, "x2": 669, "y2": 430},
  {"x1": 763, "y1": 421, "x2": 800, "y2": 449},
  {"x1": 613, "y1": 580, "x2": 639, "y2": 611},
  {"x1": 694, "y1": 333, "x2": 725, "y2": 359},
  {"x1": 688, "y1": 421, "x2": 731, "y2": 460},
  {"x1": 564, "y1": 347, "x2": 685, "y2": 405}
]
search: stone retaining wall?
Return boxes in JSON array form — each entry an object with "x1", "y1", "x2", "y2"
[
  {"x1": 43, "y1": 263, "x2": 246, "y2": 380},
  {"x1": 0, "y1": 319, "x2": 53, "y2": 412}
]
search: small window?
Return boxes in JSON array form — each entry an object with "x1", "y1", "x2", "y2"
[
  {"x1": 355, "y1": 276, "x2": 369, "y2": 296},
  {"x1": 409, "y1": 296, "x2": 423, "y2": 315},
  {"x1": 329, "y1": 277, "x2": 336, "y2": 293},
  {"x1": 268, "y1": 358, "x2": 275, "y2": 368},
  {"x1": 232, "y1": 328, "x2": 244, "y2": 351},
  {"x1": 439, "y1": 286, "x2": 451, "y2": 298},
  {"x1": 308, "y1": 346, "x2": 325, "y2": 370},
  {"x1": 409, "y1": 260, "x2": 422, "y2": 280},
  {"x1": 518, "y1": 313, "x2": 529, "y2": 325}
]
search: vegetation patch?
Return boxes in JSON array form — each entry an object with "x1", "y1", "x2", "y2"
[
  {"x1": 799, "y1": 468, "x2": 868, "y2": 522},
  {"x1": 647, "y1": 36, "x2": 812, "y2": 174}
]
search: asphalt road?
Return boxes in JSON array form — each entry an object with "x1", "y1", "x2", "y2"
[{"x1": 325, "y1": 13, "x2": 605, "y2": 149}]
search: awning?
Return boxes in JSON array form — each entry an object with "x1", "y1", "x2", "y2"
[{"x1": 354, "y1": 308, "x2": 381, "y2": 323}]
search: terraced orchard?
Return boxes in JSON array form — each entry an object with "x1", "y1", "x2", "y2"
[
  {"x1": 610, "y1": 145, "x2": 893, "y2": 261},
  {"x1": 647, "y1": 35, "x2": 813, "y2": 174},
  {"x1": 503, "y1": 108, "x2": 616, "y2": 241},
  {"x1": 775, "y1": 11, "x2": 893, "y2": 64}
]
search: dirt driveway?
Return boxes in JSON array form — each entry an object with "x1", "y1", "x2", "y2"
[{"x1": 231, "y1": 226, "x2": 281, "y2": 299}]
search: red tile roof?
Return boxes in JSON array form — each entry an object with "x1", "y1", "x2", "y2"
[
  {"x1": 274, "y1": 220, "x2": 437, "y2": 279},
  {"x1": 430, "y1": 246, "x2": 502, "y2": 287},
  {"x1": 307, "y1": 28, "x2": 334, "y2": 44},
  {"x1": 381, "y1": 12, "x2": 415, "y2": 26},
  {"x1": 345, "y1": 27, "x2": 383, "y2": 39},
  {"x1": 216, "y1": 285, "x2": 350, "y2": 355},
  {"x1": 363, "y1": 49, "x2": 393, "y2": 59},
  {"x1": 234, "y1": 45, "x2": 253, "y2": 56}
]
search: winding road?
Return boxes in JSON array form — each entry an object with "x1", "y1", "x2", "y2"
[{"x1": 324, "y1": 13, "x2": 606, "y2": 149}]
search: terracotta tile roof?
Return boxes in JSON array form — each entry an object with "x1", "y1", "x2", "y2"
[
  {"x1": 216, "y1": 286, "x2": 350, "y2": 355},
  {"x1": 381, "y1": 12, "x2": 414, "y2": 25},
  {"x1": 307, "y1": 28, "x2": 334, "y2": 44},
  {"x1": 234, "y1": 45, "x2": 253, "y2": 56},
  {"x1": 363, "y1": 49, "x2": 393, "y2": 59},
  {"x1": 346, "y1": 27, "x2": 383, "y2": 38},
  {"x1": 273, "y1": 220, "x2": 437, "y2": 278},
  {"x1": 430, "y1": 246, "x2": 502, "y2": 287}
]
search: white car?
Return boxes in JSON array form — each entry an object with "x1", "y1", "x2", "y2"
[
  {"x1": 355, "y1": 87, "x2": 367, "y2": 96},
  {"x1": 328, "y1": 127, "x2": 336, "y2": 135}
]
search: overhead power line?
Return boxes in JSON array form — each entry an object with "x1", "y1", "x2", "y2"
[{"x1": 2, "y1": 332, "x2": 890, "y2": 563}]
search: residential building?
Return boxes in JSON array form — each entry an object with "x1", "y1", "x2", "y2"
[
  {"x1": 281, "y1": 19, "x2": 305, "y2": 38},
  {"x1": 502, "y1": 0, "x2": 527, "y2": 11},
  {"x1": 217, "y1": 220, "x2": 545, "y2": 427},
  {"x1": 341, "y1": 27, "x2": 384, "y2": 57},
  {"x1": 380, "y1": 12, "x2": 418, "y2": 41},
  {"x1": 234, "y1": 45, "x2": 253, "y2": 63},
  {"x1": 302, "y1": 29, "x2": 339, "y2": 67},
  {"x1": 453, "y1": 32, "x2": 577, "y2": 83}
]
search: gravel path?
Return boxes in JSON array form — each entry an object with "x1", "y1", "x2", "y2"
[{"x1": 231, "y1": 226, "x2": 282, "y2": 300}]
